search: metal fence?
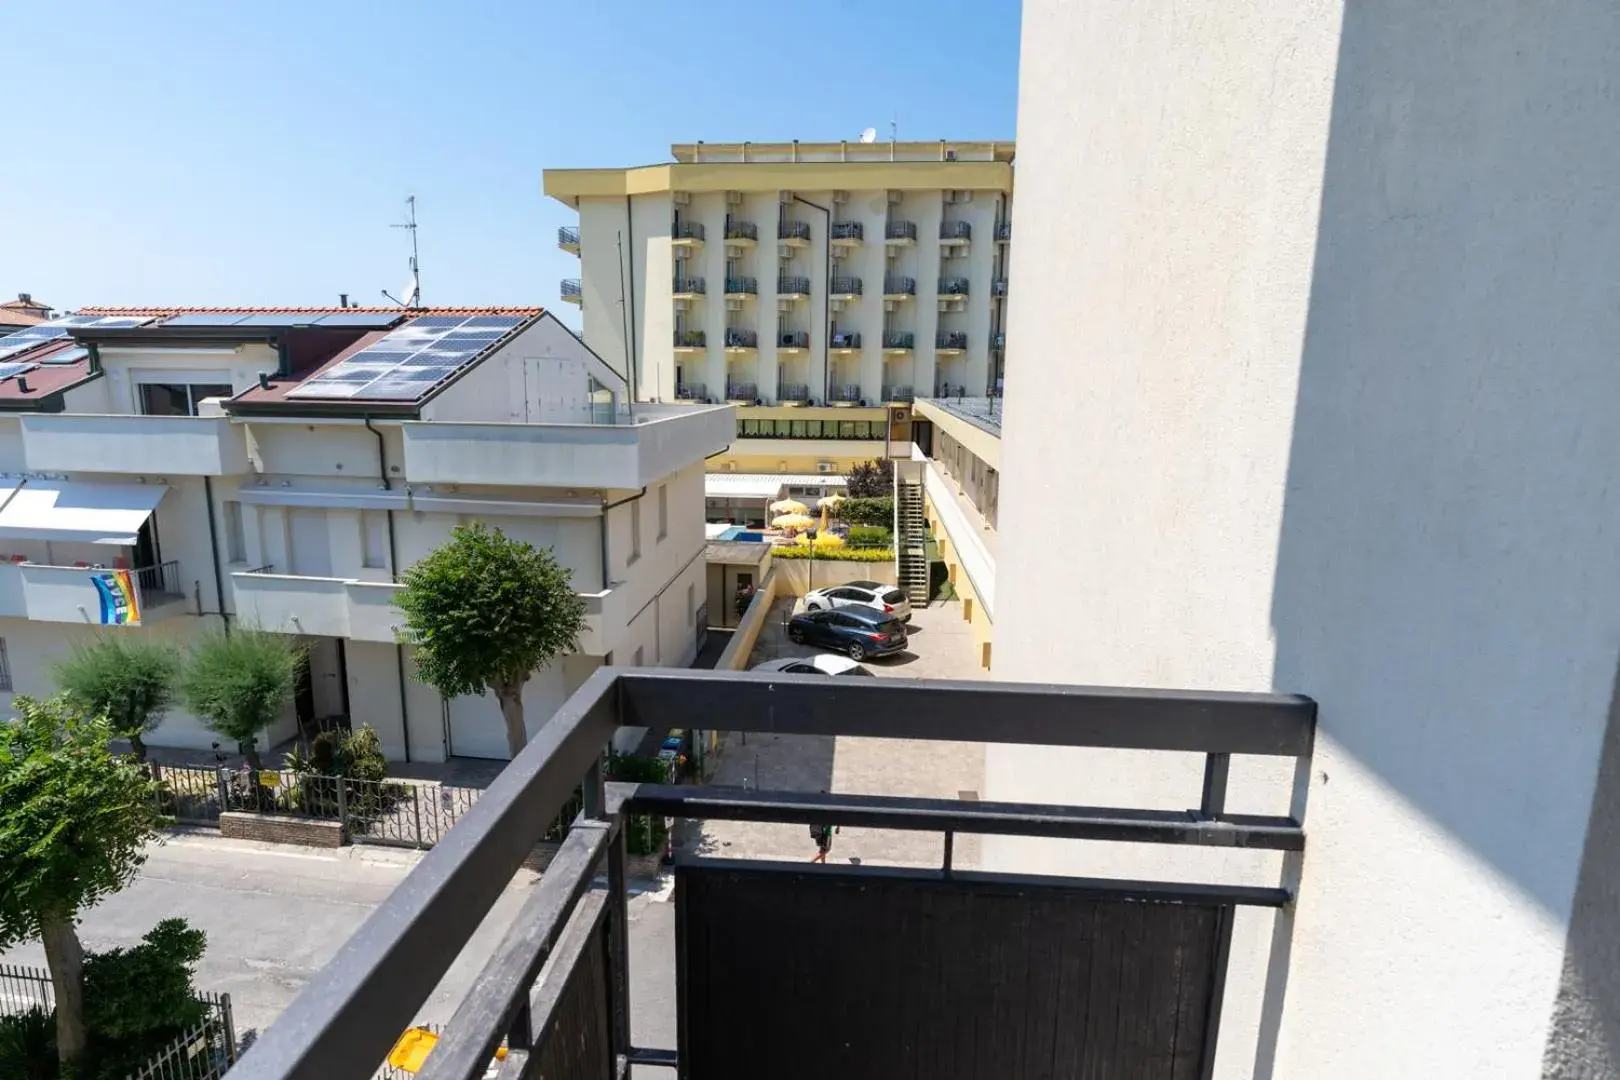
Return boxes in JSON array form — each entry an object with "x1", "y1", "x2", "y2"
[{"x1": 0, "y1": 961, "x2": 52, "y2": 1014}]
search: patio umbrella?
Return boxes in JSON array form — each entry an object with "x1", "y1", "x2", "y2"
[
  {"x1": 769, "y1": 498, "x2": 809, "y2": 516},
  {"x1": 816, "y1": 493, "x2": 845, "y2": 532},
  {"x1": 771, "y1": 512, "x2": 815, "y2": 531}
]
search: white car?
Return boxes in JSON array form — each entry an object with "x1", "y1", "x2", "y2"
[
  {"x1": 803, "y1": 580, "x2": 912, "y2": 621},
  {"x1": 751, "y1": 655, "x2": 874, "y2": 677}
]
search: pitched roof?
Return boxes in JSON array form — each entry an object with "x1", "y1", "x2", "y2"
[{"x1": 77, "y1": 305, "x2": 543, "y2": 318}]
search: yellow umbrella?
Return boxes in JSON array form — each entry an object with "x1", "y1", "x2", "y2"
[
  {"x1": 816, "y1": 493, "x2": 846, "y2": 510},
  {"x1": 769, "y1": 498, "x2": 809, "y2": 515},
  {"x1": 772, "y1": 512, "x2": 815, "y2": 531}
]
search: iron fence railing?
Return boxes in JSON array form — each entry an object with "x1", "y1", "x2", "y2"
[
  {"x1": 135, "y1": 560, "x2": 182, "y2": 601},
  {"x1": 885, "y1": 220, "x2": 918, "y2": 241},
  {"x1": 882, "y1": 385, "x2": 915, "y2": 402},
  {"x1": 557, "y1": 225, "x2": 580, "y2": 248},
  {"x1": 674, "y1": 330, "x2": 706, "y2": 347},
  {"x1": 882, "y1": 331, "x2": 916, "y2": 350},
  {"x1": 672, "y1": 221, "x2": 705, "y2": 242},
  {"x1": 0, "y1": 961, "x2": 52, "y2": 1014},
  {"x1": 725, "y1": 382, "x2": 758, "y2": 401},
  {"x1": 724, "y1": 276, "x2": 758, "y2": 295},
  {"x1": 777, "y1": 330, "x2": 810, "y2": 349},
  {"x1": 672, "y1": 276, "x2": 706, "y2": 295},
  {"x1": 995, "y1": 221, "x2": 1013, "y2": 241},
  {"x1": 992, "y1": 277, "x2": 1009, "y2": 297},
  {"x1": 776, "y1": 276, "x2": 811, "y2": 295},
  {"x1": 939, "y1": 277, "x2": 971, "y2": 296},
  {"x1": 882, "y1": 276, "x2": 916, "y2": 295},
  {"x1": 992, "y1": 331, "x2": 1007, "y2": 350},
  {"x1": 778, "y1": 220, "x2": 811, "y2": 242},
  {"x1": 831, "y1": 331, "x2": 862, "y2": 349},
  {"x1": 675, "y1": 382, "x2": 705, "y2": 401},
  {"x1": 829, "y1": 384, "x2": 864, "y2": 402},
  {"x1": 723, "y1": 221, "x2": 758, "y2": 241},
  {"x1": 936, "y1": 331, "x2": 969, "y2": 350},
  {"x1": 724, "y1": 328, "x2": 758, "y2": 349},
  {"x1": 940, "y1": 220, "x2": 972, "y2": 240},
  {"x1": 829, "y1": 276, "x2": 862, "y2": 295},
  {"x1": 778, "y1": 383, "x2": 810, "y2": 402},
  {"x1": 830, "y1": 221, "x2": 863, "y2": 241},
  {"x1": 560, "y1": 279, "x2": 582, "y2": 299}
]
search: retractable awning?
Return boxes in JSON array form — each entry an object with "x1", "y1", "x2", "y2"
[{"x1": 0, "y1": 480, "x2": 168, "y2": 545}]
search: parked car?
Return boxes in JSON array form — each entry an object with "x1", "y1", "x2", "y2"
[
  {"x1": 803, "y1": 580, "x2": 912, "y2": 621},
  {"x1": 751, "y1": 655, "x2": 875, "y2": 677},
  {"x1": 785, "y1": 607, "x2": 908, "y2": 661}
]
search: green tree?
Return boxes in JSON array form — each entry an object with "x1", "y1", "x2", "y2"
[
  {"x1": 52, "y1": 638, "x2": 181, "y2": 763},
  {"x1": 0, "y1": 696, "x2": 164, "y2": 1070},
  {"x1": 844, "y1": 458, "x2": 894, "y2": 498},
  {"x1": 179, "y1": 630, "x2": 305, "y2": 771},
  {"x1": 395, "y1": 522, "x2": 586, "y2": 758}
]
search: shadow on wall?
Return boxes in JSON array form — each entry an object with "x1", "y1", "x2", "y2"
[{"x1": 1265, "y1": 0, "x2": 1620, "y2": 1072}]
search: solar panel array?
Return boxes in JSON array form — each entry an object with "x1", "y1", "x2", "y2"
[
  {"x1": 0, "y1": 315, "x2": 153, "y2": 362},
  {"x1": 285, "y1": 314, "x2": 528, "y2": 401},
  {"x1": 159, "y1": 312, "x2": 404, "y2": 330}
]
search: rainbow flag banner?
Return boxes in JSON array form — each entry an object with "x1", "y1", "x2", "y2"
[{"x1": 92, "y1": 570, "x2": 142, "y2": 626}]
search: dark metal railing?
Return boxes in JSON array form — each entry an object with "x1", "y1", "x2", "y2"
[
  {"x1": 992, "y1": 331, "x2": 1007, "y2": 350},
  {"x1": 557, "y1": 225, "x2": 580, "y2": 248},
  {"x1": 831, "y1": 331, "x2": 862, "y2": 349},
  {"x1": 227, "y1": 670, "x2": 1314, "y2": 1080},
  {"x1": 829, "y1": 276, "x2": 862, "y2": 295},
  {"x1": 777, "y1": 330, "x2": 810, "y2": 349},
  {"x1": 995, "y1": 221, "x2": 1013, "y2": 241},
  {"x1": 885, "y1": 220, "x2": 918, "y2": 241},
  {"x1": 883, "y1": 331, "x2": 916, "y2": 350},
  {"x1": 778, "y1": 383, "x2": 810, "y2": 402},
  {"x1": 828, "y1": 384, "x2": 864, "y2": 403},
  {"x1": 940, "y1": 220, "x2": 972, "y2": 241},
  {"x1": 777, "y1": 275, "x2": 811, "y2": 295},
  {"x1": 561, "y1": 279, "x2": 583, "y2": 299},
  {"x1": 725, "y1": 381, "x2": 758, "y2": 401},
  {"x1": 241, "y1": 563, "x2": 275, "y2": 575},
  {"x1": 936, "y1": 331, "x2": 969, "y2": 350},
  {"x1": 724, "y1": 276, "x2": 757, "y2": 295},
  {"x1": 724, "y1": 328, "x2": 758, "y2": 348},
  {"x1": 674, "y1": 330, "x2": 706, "y2": 347},
  {"x1": 672, "y1": 221, "x2": 705, "y2": 241},
  {"x1": 939, "y1": 277, "x2": 971, "y2": 296},
  {"x1": 882, "y1": 384, "x2": 915, "y2": 402},
  {"x1": 673, "y1": 276, "x2": 706, "y2": 294},
  {"x1": 992, "y1": 277, "x2": 1009, "y2": 297},
  {"x1": 778, "y1": 220, "x2": 811, "y2": 242},
  {"x1": 724, "y1": 221, "x2": 758, "y2": 241},
  {"x1": 675, "y1": 382, "x2": 705, "y2": 401},
  {"x1": 882, "y1": 275, "x2": 916, "y2": 295},
  {"x1": 135, "y1": 560, "x2": 182, "y2": 601},
  {"x1": 830, "y1": 221, "x2": 864, "y2": 241}
]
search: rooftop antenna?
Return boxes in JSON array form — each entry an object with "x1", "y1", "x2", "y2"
[
  {"x1": 889, "y1": 115, "x2": 898, "y2": 160},
  {"x1": 381, "y1": 194, "x2": 422, "y2": 308},
  {"x1": 859, "y1": 127, "x2": 878, "y2": 144}
]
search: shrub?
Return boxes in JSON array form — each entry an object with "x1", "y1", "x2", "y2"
[
  {"x1": 0, "y1": 1008, "x2": 55, "y2": 1079},
  {"x1": 772, "y1": 545, "x2": 894, "y2": 562},
  {"x1": 79, "y1": 919, "x2": 209, "y2": 1077},
  {"x1": 285, "y1": 724, "x2": 396, "y2": 821},
  {"x1": 846, "y1": 525, "x2": 893, "y2": 550},
  {"x1": 835, "y1": 496, "x2": 892, "y2": 526},
  {"x1": 844, "y1": 459, "x2": 893, "y2": 498},
  {"x1": 605, "y1": 752, "x2": 675, "y2": 856}
]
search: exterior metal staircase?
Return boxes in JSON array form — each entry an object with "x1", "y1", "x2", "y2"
[{"x1": 895, "y1": 477, "x2": 930, "y2": 605}]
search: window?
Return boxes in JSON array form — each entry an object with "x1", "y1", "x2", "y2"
[
  {"x1": 657, "y1": 485, "x2": 668, "y2": 541},
  {"x1": 839, "y1": 420, "x2": 858, "y2": 439},
  {"x1": 629, "y1": 500, "x2": 642, "y2": 564},
  {"x1": 0, "y1": 637, "x2": 11, "y2": 691},
  {"x1": 139, "y1": 382, "x2": 234, "y2": 417},
  {"x1": 223, "y1": 500, "x2": 246, "y2": 564},
  {"x1": 805, "y1": 419, "x2": 824, "y2": 438},
  {"x1": 361, "y1": 511, "x2": 389, "y2": 570},
  {"x1": 790, "y1": 419, "x2": 808, "y2": 438}
]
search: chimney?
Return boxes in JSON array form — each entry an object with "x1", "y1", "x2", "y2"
[
  {"x1": 16, "y1": 376, "x2": 29, "y2": 394},
  {"x1": 17, "y1": 293, "x2": 30, "y2": 304},
  {"x1": 339, "y1": 293, "x2": 349, "y2": 308},
  {"x1": 257, "y1": 372, "x2": 271, "y2": 390}
]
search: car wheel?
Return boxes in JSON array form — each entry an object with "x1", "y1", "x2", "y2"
[
  {"x1": 789, "y1": 627, "x2": 806, "y2": 644},
  {"x1": 806, "y1": 601, "x2": 822, "y2": 612},
  {"x1": 847, "y1": 642, "x2": 866, "y2": 661}
]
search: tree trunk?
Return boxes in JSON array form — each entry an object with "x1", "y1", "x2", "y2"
[
  {"x1": 40, "y1": 915, "x2": 87, "y2": 1068},
  {"x1": 242, "y1": 740, "x2": 264, "y2": 772},
  {"x1": 496, "y1": 684, "x2": 528, "y2": 759},
  {"x1": 130, "y1": 730, "x2": 148, "y2": 763}
]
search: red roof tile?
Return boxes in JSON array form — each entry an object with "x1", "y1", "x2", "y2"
[{"x1": 77, "y1": 305, "x2": 544, "y2": 317}]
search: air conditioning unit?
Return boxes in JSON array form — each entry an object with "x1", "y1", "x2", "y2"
[
  {"x1": 778, "y1": 244, "x2": 793, "y2": 260},
  {"x1": 777, "y1": 461, "x2": 789, "y2": 471},
  {"x1": 888, "y1": 190, "x2": 903, "y2": 203},
  {"x1": 726, "y1": 190, "x2": 744, "y2": 205},
  {"x1": 817, "y1": 462, "x2": 837, "y2": 474},
  {"x1": 721, "y1": 462, "x2": 736, "y2": 472},
  {"x1": 830, "y1": 299, "x2": 846, "y2": 312},
  {"x1": 777, "y1": 299, "x2": 794, "y2": 313},
  {"x1": 726, "y1": 298, "x2": 744, "y2": 311},
  {"x1": 779, "y1": 191, "x2": 794, "y2": 204},
  {"x1": 673, "y1": 298, "x2": 690, "y2": 312},
  {"x1": 832, "y1": 190, "x2": 848, "y2": 204},
  {"x1": 673, "y1": 191, "x2": 691, "y2": 205},
  {"x1": 884, "y1": 300, "x2": 898, "y2": 313},
  {"x1": 938, "y1": 299, "x2": 952, "y2": 313},
  {"x1": 955, "y1": 190, "x2": 973, "y2": 203},
  {"x1": 726, "y1": 244, "x2": 745, "y2": 259}
]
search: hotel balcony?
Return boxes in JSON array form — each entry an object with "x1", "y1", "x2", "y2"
[
  {"x1": 19, "y1": 413, "x2": 250, "y2": 476},
  {"x1": 939, "y1": 276, "x2": 971, "y2": 298},
  {"x1": 830, "y1": 220, "x2": 864, "y2": 248},
  {"x1": 996, "y1": 220, "x2": 1013, "y2": 242},
  {"x1": 885, "y1": 219, "x2": 918, "y2": 245},
  {"x1": 992, "y1": 331, "x2": 1007, "y2": 350},
  {"x1": 674, "y1": 382, "x2": 706, "y2": 402},
  {"x1": 724, "y1": 276, "x2": 758, "y2": 296},
  {"x1": 724, "y1": 380, "x2": 759, "y2": 404},
  {"x1": 940, "y1": 220, "x2": 972, "y2": 246},
  {"x1": 777, "y1": 329, "x2": 810, "y2": 351},
  {"x1": 883, "y1": 331, "x2": 916, "y2": 353},
  {"x1": 560, "y1": 278, "x2": 583, "y2": 305},
  {"x1": 778, "y1": 382, "x2": 811, "y2": 403},
  {"x1": 830, "y1": 276, "x2": 863, "y2": 301},
  {"x1": 673, "y1": 330, "x2": 706, "y2": 352},
  {"x1": 557, "y1": 225, "x2": 580, "y2": 254},
  {"x1": 992, "y1": 277, "x2": 1009, "y2": 297},
  {"x1": 882, "y1": 275, "x2": 917, "y2": 301},
  {"x1": 881, "y1": 384, "x2": 915, "y2": 403},
  {"x1": 936, "y1": 331, "x2": 969, "y2": 354},
  {"x1": 776, "y1": 275, "x2": 811, "y2": 300},
  {"x1": 671, "y1": 221, "x2": 705, "y2": 249},
  {"x1": 830, "y1": 331, "x2": 863, "y2": 353},
  {"x1": 778, "y1": 220, "x2": 812, "y2": 247},
  {"x1": 724, "y1": 328, "x2": 758, "y2": 352},
  {"x1": 672, "y1": 276, "x2": 706, "y2": 300},
  {"x1": 229, "y1": 670, "x2": 1315, "y2": 1080},
  {"x1": 0, "y1": 559, "x2": 189, "y2": 625},
  {"x1": 724, "y1": 221, "x2": 759, "y2": 248},
  {"x1": 828, "y1": 383, "x2": 864, "y2": 403}
]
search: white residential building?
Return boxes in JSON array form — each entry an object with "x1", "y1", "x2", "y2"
[{"x1": 0, "y1": 306, "x2": 732, "y2": 762}]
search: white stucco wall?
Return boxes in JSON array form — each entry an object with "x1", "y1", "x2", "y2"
[{"x1": 993, "y1": 1, "x2": 1620, "y2": 1076}]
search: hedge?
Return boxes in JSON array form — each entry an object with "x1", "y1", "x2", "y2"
[
  {"x1": 772, "y1": 546, "x2": 894, "y2": 562},
  {"x1": 835, "y1": 496, "x2": 893, "y2": 526},
  {"x1": 846, "y1": 525, "x2": 893, "y2": 550}
]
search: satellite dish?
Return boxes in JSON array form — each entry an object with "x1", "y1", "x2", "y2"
[{"x1": 859, "y1": 127, "x2": 878, "y2": 144}]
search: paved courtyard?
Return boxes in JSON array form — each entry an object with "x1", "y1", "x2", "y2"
[{"x1": 676, "y1": 598, "x2": 990, "y2": 870}]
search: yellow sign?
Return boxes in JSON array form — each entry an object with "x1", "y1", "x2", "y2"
[
  {"x1": 386, "y1": 1027, "x2": 507, "y2": 1074},
  {"x1": 258, "y1": 771, "x2": 282, "y2": 789}
]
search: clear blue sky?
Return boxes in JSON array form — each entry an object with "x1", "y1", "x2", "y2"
[{"x1": 4, "y1": 0, "x2": 1021, "y2": 325}]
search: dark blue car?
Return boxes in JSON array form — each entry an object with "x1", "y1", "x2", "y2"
[{"x1": 787, "y1": 605, "x2": 908, "y2": 661}]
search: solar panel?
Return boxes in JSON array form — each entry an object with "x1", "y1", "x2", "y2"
[
  {"x1": 0, "y1": 362, "x2": 39, "y2": 381},
  {"x1": 312, "y1": 312, "x2": 403, "y2": 329},
  {"x1": 285, "y1": 313, "x2": 529, "y2": 401},
  {"x1": 0, "y1": 315, "x2": 154, "y2": 361},
  {"x1": 161, "y1": 314, "x2": 253, "y2": 328},
  {"x1": 39, "y1": 346, "x2": 89, "y2": 366}
]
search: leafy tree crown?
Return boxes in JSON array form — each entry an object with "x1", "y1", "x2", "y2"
[
  {"x1": 179, "y1": 629, "x2": 305, "y2": 743},
  {"x1": 53, "y1": 638, "x2": 180, "y2": 739},
  {"x1": 844, "y1": 458, "x2": 894, "y2": 498}
]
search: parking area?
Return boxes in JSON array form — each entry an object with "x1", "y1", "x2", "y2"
[{"x1": 676, "y1": 597, "x2": 989, "y2": 870}]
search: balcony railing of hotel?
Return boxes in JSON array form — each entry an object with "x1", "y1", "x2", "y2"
[
  {"x1": 828, "y1": 383, "x2": 864, "y2": 402},
  {"x1": 995, "y1": 220, "x2": 1013, "y2": 242},
  {"x1": 674, "y1": 330, "x2": 706, "y2": 348},
  {"x1": 672, "y1": 276, "x2": 706, "y2": 295},
  {"x1": 724, "y1": 328, "x2": 758, "y2": 349},
  {"x1": 557, "y1": 225, "x2": 580, "y2": 249},
  {"x1": 939, "y1": 277, "x2": 971, "y2": 297},
  {"x1": 777, "y1": 276, "x2": 811, "y2": 296},
  {"x1": 936, "y1": 331, "x2": 970, "y2": 350},
  {"x1": 778, "y1": 383, "x2": 810, "y2": 402},
  {"x1": 725, "y1": 381, "x2": 759, "y2": 401},
  {"x1": 560, "y1": 279, "x2": 583, "y2": 300},
  {"x1": 992, "y1": 331, "x2": 1007, "y2": 350},
  {"x1": 674, "y1": 382, "x2": 705, "y2": 401},
  {"x1": 778, "y1": 220, "x2": 812, "y2": 242},
  {"x1": 882, "y1": 331, "x2": 916, "y2": 350},
  {"x1": 240, "y1": 563, "x2": 275, "y2": 575},
  {"x1": 225, "y1": 671, "x2": 1314, "y2": 1080},
  {"x1": 134, "y1": 560, "x2": 184, "y2": 602},
  {"x1": 830, "y1": 276, "x2": 863, "y2": 295},
  {"x1": 831, "y1": 331, "x2": 863, "y2": 349},
  {"x1": 940, "y1": 220, "x2": 972, "y2": 241},
  {"x1": 724, "y1": 221, "x2": 758, "y2": 241},
  {"x1": 882, "y1": 384, "x2": 915, "y2": 403},
  {"x1": 724, "y1": 276, "x2": 758, "y2": 295},
  {"x1": 777, "y1": 329, "x2": 810, "y2": 349},
  {"x1": 882, "y1": 276, "x2": 916, "y2": 296},
  {"x1": 885, "y1": 220, "x2": 918, "y2": 241},
  {"x1": 672, "y1": 221, "x2": 706, "y2": 242},
  {"x1": 992, "y1": 278, "x2": 1009, "y2": 297},
  {"x1": 830, "y1": 221, "x2": 864, "y2": 241}
]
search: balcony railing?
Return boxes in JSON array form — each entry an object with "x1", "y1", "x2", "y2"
[
  {"x1": 881, "y1": 384, "x2": 915, "y2": 402},
  {"x1": 777, "y1": 275, "x2": 811, "y2": 296},
  {"x1": 992, "y1": 278, "x2": 1009, "y2": 297},
  {"x1": 725, "y1": 381, "x2": 758, "y2": 401},
  {"x1": 830, "y1": 221, "x2": 864, "y2": 242},
  {"x1": 885, "y1": 220, "x2": 918, "y2": 242},
  {"x1": 882, "y1": 276, "x2": 916, "y2": 296},
  {"x1": 672, "y1": 221, "x2": 706, "y2": 242},
  {"x1": 778, "y1": 220, "x2": 811, "y2": 242},
  {"x1": 828, "y1": 383, "x2": 864, "y2": 402},
  {"x1": 724, "y1": 276, "x2": 758, "y2": 295},
  {"x1": 996, "y1": 220, "x2": 1013, "y2": 242},
  {"x1": 228, "y1": 669, "x2": 1315, "y2": 1080},
  {"x1": 724, "y1": 328, "x2": 758, "y2": 349},
  {"x1": 135, "y1": 560, "x2": 184, "y2": 602},
  {"x1": 992, "y1": 331, "x2": 1007, "y2": 350},
  {"x1": 675, "y1": 382, "x2": 706, "y2": 401},
  {"x1": 940, "y1": 220, "x2": 972, "y2": 241},
  {"x1": 883, "y1": 331, "x2": 915, "y2": 350},
  {"x1": 830, "y1": 276, "x2": 862, "y2": 296},
  {"x1": 557, "y1": 225, "x2": 580, "y2": 250},
  {"x1": 675, "y1": 330, "x2": 706, "y2": 348},
  {"x1": 724, "y1": 221, "x2": 758, "y2": 242},
  {"x1": 672, "y1": 276, "x2": 706, "y2": 295},
  {"x1": 561, "y1": 278, "x2": 583, "y2": 302},
  {"x1": 936, "y1": 331, "x2": 969, "y2": 350},
  {"x1": 778, "y1": 383, "x2": 810, "y2": 402},
  {"x1": 939, "y1": 277, "x2": 971, "y2": 297},
  {"x1": 777, "y1": 330, "x2": 810, "y2": 349},
  {"x1": 831, "y1": 331, "x2": 862, "y2": 349}
]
